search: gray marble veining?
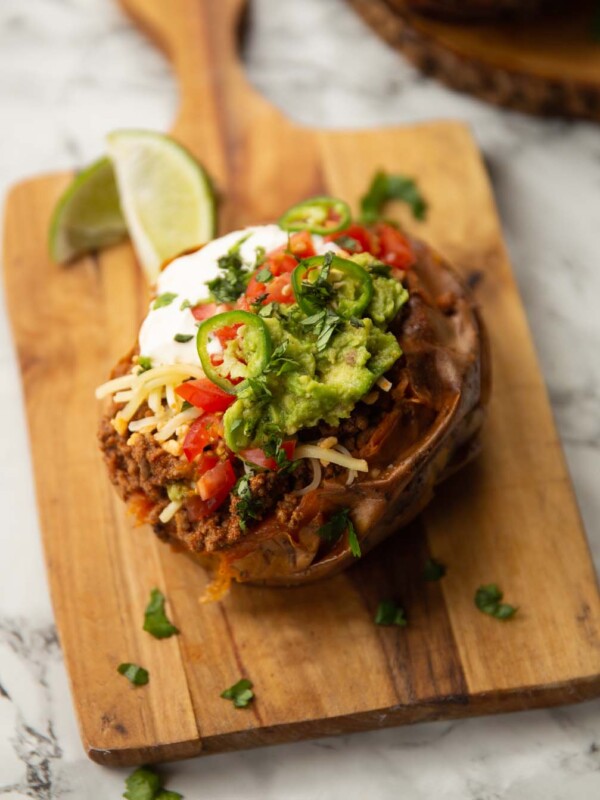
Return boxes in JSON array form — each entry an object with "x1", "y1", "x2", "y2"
[{"x1": 0, "y1": 0, "x2": 598, "y2": 797}]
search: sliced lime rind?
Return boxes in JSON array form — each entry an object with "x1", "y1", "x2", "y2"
[
  {"x1": 48, "y1": 156, "x2": 127, "y2": 264},
  {"x1": 106, "y1": 129, "x2": 216, "y2": 283}
]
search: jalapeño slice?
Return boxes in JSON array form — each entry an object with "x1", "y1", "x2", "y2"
[
  {"x1": 196, "y1": 310, "x2": 272, "y2": 395},
  {"x1": 291, "y1": 254, "x2": 373, "y2": 319},
  {"x1": 278, "y1": 196, "x2": 351, "y2": 236}
]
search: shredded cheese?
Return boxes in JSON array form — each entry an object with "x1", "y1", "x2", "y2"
[
  {"x1": 154, "y1": 406, "x2": 201, "y2": 442},
  {"x1": 293, "y1": 458, "x2": 322, "y2": 496},
  {"x1": 159, "y1": 499, "x2": 183, "y2": 523},
  {"x1": 376, "y1": 376, "x2": 392, "y2": 392},
  {"x1": 332, "y1": 444, "x2": 359, "y2": 485},
  {"x1": 295, "y1": 444, "x2": 368, "y2": 473}
]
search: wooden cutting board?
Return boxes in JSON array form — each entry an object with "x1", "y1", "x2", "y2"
[
  {"x1": 3, "y1": 0, "x2": 599, "y2": 768},
  {"x1": 348, "y1": 0, "x2": 600, "y2": 122}
]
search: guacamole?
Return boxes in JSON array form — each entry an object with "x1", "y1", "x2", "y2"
[{"x1": 222, "y1": 255, "x2": 408, "y2": 451}]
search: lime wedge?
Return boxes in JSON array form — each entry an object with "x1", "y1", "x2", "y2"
[
  {"x1": 106, "y1": 130, "x2": 216, "y2": 282},
  {"x1": 49, "y1": 156, "x2": 127, "y2": 264}
]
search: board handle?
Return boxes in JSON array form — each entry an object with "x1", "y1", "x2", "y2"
[{"x1": 117, "y1": 0, "x2": 260, "y2": 160}]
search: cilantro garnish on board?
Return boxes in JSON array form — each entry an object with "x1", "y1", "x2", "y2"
[
  {"x1": 221, "y1": 678, "x2": 254, "y2": 708},
  {"x1": 143, "y1": 588, "x2": 179, "y2": 639},
  {"x1": 374, "y1": 600, "x2": 407, "y2": 627},
  {"x1": 361, "y1": 170, "x2": 428, "y2": 222},
  {"x1": 475, "y1": 584, "x2": 518, "y2": 621},
  {"x1": 123, "y1": 766, "x2": 183, "y2": 800},
  {"x1": 117, "y1": 662, "x2": 149, "y2": 686}
]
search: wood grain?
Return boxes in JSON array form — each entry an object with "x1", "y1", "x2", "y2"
[
  {"x1": 2, "y1": 0, "x2": 599, "y2": 767},
  {"x1": 348, "y1": 0, "x2": 600, "y2": 122}
]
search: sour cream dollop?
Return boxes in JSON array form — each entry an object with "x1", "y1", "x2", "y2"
[{"x1": 138, "y1": 224, "x2": 338, "y2": 367}]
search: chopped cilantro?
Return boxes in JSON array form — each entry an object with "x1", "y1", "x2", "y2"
[
  {"x1": 361, "y1": 170, "x2": 428, "y2": 222},
  {"x1": 123, "y1": 767, "x2": 183, "y2": 800},
  {"x1": 117, "y1": 663, "x2": 149, "y2": 686},
  {"x1": 143, "y1": 588, "x2": 179, "y2": 639},
  {"x1": 253, "y1": 245, "x2": 266, "y2": 268},
  {"x1": 179, "y1": 299, "x2": 192, "y2": 311},
  {"x1": 221, "y1": 678, "x2": 254, "y2": 708},
  {"x1": 138, "y1": 356, "x2": 153, "y2": 372},
  {"x1": 255, "y1": 267, "x2": 273, "y2": 283},
  {"x1": 475, "y1": 584, "x2": 518, "y2": 621},
  {"x1": 266, "y1": 340, "x2": 297, "y2": 376},
  {"x1": 333, "y1": 234, "x2": 361, "y2": 253},
  {"x1": 317, "y1": 508, "x2": 360, "y2": 557},
  {"x1": 297, "y1": 251, "x2": 335, "y2": 309},
  {"x1": 173, "y1": 333, "x2": 194, "y2": 343},
  {"x1": 206, "y1": 235, "x2": 251, "y2": 303},
  {"x1": 250, "y1": 293, "x2": 269, "y2": 311},
  {"x1": 258, "y1": 301, "x2": 275, "y2": 318},
  {"x1": 153, "y1": 292, "x2": 178, "y2": 310},
  {"x1": 300, "y1": 308, "x2": 342, "y2": 352},
  {"x1": 369, "y1": 263, "x2": 392, "y2": 278},
  {"x1": 374, "y1": 600, "x2": 407, "y2": 627},
  {"x1": 423, "y1": 558, "x2": 446, "y2": 582},
  {"x1": 232, "y1": 474, "x2": 263, "y2": 531}
]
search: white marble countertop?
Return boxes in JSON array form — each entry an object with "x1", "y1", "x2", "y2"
[{"x1": 0, "y1": 0, "x2": 599, "y2": 797}]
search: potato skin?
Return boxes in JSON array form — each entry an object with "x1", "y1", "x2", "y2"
[
  {"x1": 404, "y1": 0, "x2": 555, "y2": 20},
  {"x1": 214, "y1": 238, "x2": 490, "y2": 586}
]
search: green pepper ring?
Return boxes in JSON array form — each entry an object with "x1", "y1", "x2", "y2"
[
  {"x1": 291, "y1": 254, "x2": 373, "y2": 319},
  {"x1": 278, "y1": 196, "x2": 351, "y2": 236},
  {"x1": 196, "y1": 310, "x2": 272, "y2": 395}
]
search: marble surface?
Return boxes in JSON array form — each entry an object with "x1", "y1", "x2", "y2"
[{"x1": 0, "y1": 0, "x2": 599, "y2": 797}]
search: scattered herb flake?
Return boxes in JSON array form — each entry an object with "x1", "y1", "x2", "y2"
[
  {"x1": 180, "y1": 299, "x2": 192, "y2": 311},
  {"x1": 475, "y1": 584, "x2": 518, "y2": 621},
  {"x1": 374, "y1": 600, "x2": 408, "y2": 627},
  {"x1": 258, "y1": 301, "x2": 275, "y2": 318},
  {"x1": 221, "y1": 678, "x2": 254, "y2": 708},
  {"x1": 206, "y1": 235, "x2": 251, "y2": 303},
  {"x1": 255, "y1": 267, "x2": 273, "y2": 283},
  {"x1": 361, "y1": 170, "x2": 428, "y2": 223},
  {"x1": 317, "y1": 508, "x2": 359, "y2": 556},
  {"x1": 153, "y1": 292, "x2": 178, "y2": 310},
  {"x1": 423, "y1": 558, "x2": 446, "y2": 582},
  {"x1": 123, "y1": 767, "x2": 160, "y2": 800},
  {"x1": 173, "y1": 333, "x2": 194, "y2": 343},
  {"x1": 123, "y1": 767, "x2": 183, "y2": 800},
  {"x1": 334, "y1": 234, "x2": 361, "y2": 253},
  {"x1": 143, "y1": 588, "x2": 179, "y2": 639},
  {"x1": 117, "y1": 663, "x2": 149, "y2": 686},
  {"x1": 138, "y1": 356, "x2": 153, "y2": 372},
  {"x1": 232, "y1": 474, "x2": 263, "y2": 531},
  {"x1": 181, "y1": 400, "x2": 193, "y2": 411}
]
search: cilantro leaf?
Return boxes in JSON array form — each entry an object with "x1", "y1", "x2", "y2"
[
  {"x1": 423, "y1": 558, "x2": 446, "y2": 582},
  {"x1": 143, "y1": 588, "x2": 179, "y2": 639},
  {"x1": 317, "y1": 508, "x2": 360, "y2": 556},
  {"x1": 475, "y1": 584, "x2": 518, "y2": 621},
  {"x1": 123, "y1": 767, "x2": 183, "y2": 800},
  {"x1": 138, "y1": 356, "x2": 153, "y2": 372},
  {"x1": 206, "y1": 236, "x2": 251, "y2": 303},
  {"x1": 297, "y1": 251, "x2": 335, "y2": 309},
  {"x1": 153, "y1": 292, "x2": 178, "y2": 310},
  {"x1": 123, "y1": 767, "x2": 160, "y2": 800},
  {"x1": 117, "y1": 663, "x2": 149, "y2": 686},
  {"x1": 232, "y1": 474, "x2": 264, "y2": 531},
  {"x1": 255, "y1": 267, "x2": 273, "y2": 283},
  {"x1": 300, "y1": 308, "x2": 342, "y2": 352},
  {"x1": 221, "y1": 678, "x2": 254, "y2": 708},
  {"x1": 173, "y1": 333, "x2": 194, "y2": 343},
  {"x1": 374, "y1": 600, "x2": 407, "y2": 627},
  {"x1": 333, "y1": 234, "x2": 361, "y2": 253},
  {"x1": 361, "y1": 170, "x2": 428, "y2": 223}
]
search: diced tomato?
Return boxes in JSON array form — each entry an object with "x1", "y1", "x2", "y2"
[
  {"x1": 186, "y1": 489, "x2": 229, "y2": 521},
  {"x1": 214, "y1": 324, "x2": 240, "y2": 348},
  {"x1": 182, "y1": 413, "x2": 224, "y2": 461},
  {"x1": 175, "y1": 378, "x2": 234, "y2": 413},
  {"x1": 197, "y1": 459, "x2": 236, "y2": 505},
  {"x1": 265, "y1": 250, "x2": 298, "y2": 277},
  {"x1": 240, "y1": 440, "x2": 296, "y2": 471},
  {"x1": 266, "y1": 273, "x2": 294, "y2": 304},
  {"x1": 245, "y1": 274, "x2": 269, "y2": 301},
  {"x1": 287, "y1": 230, "x2": 316, "y2": 259},
  {"x1": 374, "y1": 223, "x2": 414, "y2": 270},
  {"x1": 196, "y1": 451, "x2": 219, "y2": 475},
  {"x1": 191, "y1": 302, "x2": 232, "y2": 321},
  {"x1": 325, "y1": 224, "x2": 374, "y2": 255}
]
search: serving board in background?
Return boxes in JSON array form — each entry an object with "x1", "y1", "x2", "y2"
[
  {"x1": 348, "y1": 0, "x2": 600, "y2": 122},
  {"x1": 3, "y1": 0, "x2": 599, "y2": 768}
]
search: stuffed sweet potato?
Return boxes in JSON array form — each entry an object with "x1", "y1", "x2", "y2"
[{"x1": 97, "y1": 198, "x2": 489, "y2": 592}]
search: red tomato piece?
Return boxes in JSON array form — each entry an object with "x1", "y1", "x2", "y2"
[
  {"x1": 374, "y1": 223, "x2": 414, "y2": 270},
  {"x1": 214, "y1": 324, "x2": 240, "y2": 348},
  {"x1": 265, "y1": 273, "x2": 294, "y2": 304},
  {"x1": 182, "y1": 413, "x2": 224, "y2": 461},
  {"x1": 325, "y1": 224, "x2": 374, "y2": 255},
  {"x1": 175, "y1": 378, "x2": 235, "y2": 413},
  {"x1": 266, "y1": 250, "x2": 298, "y2": 277},
  {"x1": 287, "y1": 230, "x2": 316, "y2": 259},
  {"x1": 197, "y1": 459, "x2": 236, "y2": 502},
  {"x1": 196, "y1": 452, "x2": 219, "y2": 475},
  {"x1": 245, "y1": 274, "x2": 269, "y2": 301},
  {"x1": 240, "y1": 440, "x2": 296, "y2": 471}
]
